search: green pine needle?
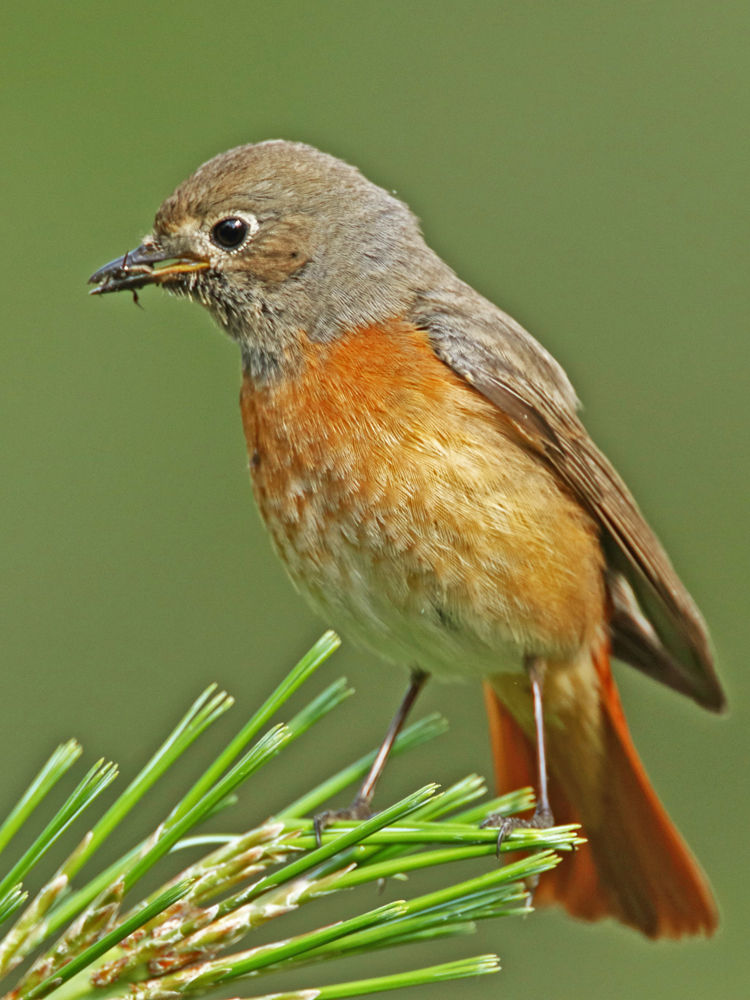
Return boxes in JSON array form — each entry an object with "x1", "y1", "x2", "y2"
[
  {"x1": 231, "y1": 955, "x2": 501, "y2": 1000},
  {"x1": 25, "y1": 880, "x2": 194, "y2": 1000},
  {"x1": 306, "y1": 954, "x2": 501, "y2": 998},
  {"x1": 0, "y1": 760, "x2": 118, "y2": 911},
  {"x1": 0, "y1": 742, "x2": 82, "y2": 860},
  {"x1": 68, "y1": 686, "x2": 235, "y2": 877},
  {"x1": 0, "y1": 887, "x2": 28, "y2": 930},
  {"x1": 278, "y1": 713, "x2": 449, "y2": 820},
  {"x1": 167, "y1": 631, "x2": 340, "y2": 826},
  {"x1": 0, "y1": 634, "x2": 578, "y2": 1000},
  {"x1": 123, "y1": 724, "x2": 293, "y2": 892}
]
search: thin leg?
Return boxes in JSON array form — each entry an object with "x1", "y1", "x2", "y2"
[
  {"x1": 359, "y1": 667, "x2": 429, "y2": 802},
  {"x1": 314, "y1": 667, "x2": 429, "y2": 844},
  {"x1": 528, "y1": 658, "x2": 552, "y2": 822},
  {"x1": 481, "y1": 656, "x2": 554, "y2": 851}
]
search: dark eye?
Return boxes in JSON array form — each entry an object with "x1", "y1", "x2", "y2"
[{"x1": 211, "y1": 217, "x2": 249, "y2": 249}]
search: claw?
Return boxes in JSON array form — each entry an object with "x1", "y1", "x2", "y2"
[
  {"x1": 312, "y1": 796, "x2": 373, "y2": 848},
  {"x1": 481, "y1": 814, "x2": 514, "y2": 857},
  {"x1": 481, "y1": 804, "x2": 555, "y2": 856},
  {"x1": 313, "y1": 814, "x2": 326, "y2": 849}
]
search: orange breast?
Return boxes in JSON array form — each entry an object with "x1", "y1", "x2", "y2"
[{"x1": 240, "y1": 319, "x2": 605, "y2": 678}]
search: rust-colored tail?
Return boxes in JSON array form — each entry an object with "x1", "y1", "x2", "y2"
[{"x1": 485, "y1": 645, "x2": 718, "y2": 938}]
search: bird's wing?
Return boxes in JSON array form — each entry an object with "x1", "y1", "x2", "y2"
[{"x1": 413, "y1": 284, "x2": 725, "y2": 711}]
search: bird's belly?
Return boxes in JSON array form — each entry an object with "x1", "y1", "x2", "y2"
[{"x1": 240, "y1": 322, "x2": 605, "y2": 680}]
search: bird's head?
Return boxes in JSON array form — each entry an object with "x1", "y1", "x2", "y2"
[{"x1": 89, "y1": 141, "x2": 441, "y2": 379}]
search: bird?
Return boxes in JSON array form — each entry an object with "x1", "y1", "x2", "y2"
[{"x1": 89, "y1": 140, "x2": 725, "y2": 939}]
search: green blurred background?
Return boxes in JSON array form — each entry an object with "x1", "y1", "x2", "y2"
[{"x1": 1, "y1": 2, "x2": 748, "y2": 997}]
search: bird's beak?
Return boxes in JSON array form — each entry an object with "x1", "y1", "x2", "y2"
[{"x1": 88, "y1": 241, "x2": 210, "y2": 295}]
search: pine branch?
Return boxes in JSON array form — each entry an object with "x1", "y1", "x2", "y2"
[{"x1": 0, "y1": 635, "x2": 580, "y2": 1000}]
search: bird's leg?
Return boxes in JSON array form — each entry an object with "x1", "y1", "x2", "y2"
[
  {"x1": 528, "y1": 657, "x2": 554, "y2": 825},
  {"x1": 481, "y1": 656, "x2": 555, "y2": 853},
  {"x1": 314, "y1": 667, "x2": 429, "y2": 846}
]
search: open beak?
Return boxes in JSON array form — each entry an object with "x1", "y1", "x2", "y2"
[{"x1": 88, "y1": 241, "x2": 209, "y2": 295}]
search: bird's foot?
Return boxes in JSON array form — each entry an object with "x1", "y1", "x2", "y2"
[
  {"x1": 313, "y1": 796, "x2": 373, "y2": 847},
  {"x1": 480, "y1": 804, "x2": 554, "y2": 857}
]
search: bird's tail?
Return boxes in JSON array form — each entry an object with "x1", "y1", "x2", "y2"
[{"x1": 485, "y1": 642, "x2": 718, "y2": 938}]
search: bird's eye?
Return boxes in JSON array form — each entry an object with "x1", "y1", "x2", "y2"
[{"x1": 211, "y1": 217, "x2": 250, "y2": 250}]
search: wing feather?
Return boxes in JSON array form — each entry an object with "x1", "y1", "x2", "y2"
[{"x1": 414, "y1": 285, "x2": 725, "y2": 711}]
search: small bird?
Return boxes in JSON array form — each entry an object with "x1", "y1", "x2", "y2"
[{"x1": 89, "y1": 140, "x2": 725, "y2": 939}]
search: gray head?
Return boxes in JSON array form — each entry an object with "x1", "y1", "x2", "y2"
[{"x1": 89, "y1": 141, "x2": 449, "y2": 378}]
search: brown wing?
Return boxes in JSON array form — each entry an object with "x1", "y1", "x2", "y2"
[{"x1": 415, "y1": 285, "x2": 725, "y2": 712}]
